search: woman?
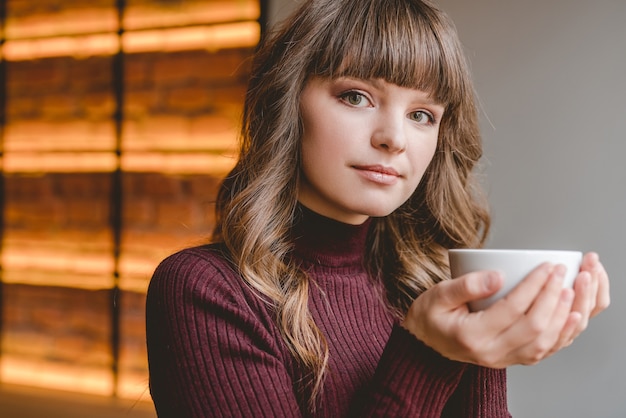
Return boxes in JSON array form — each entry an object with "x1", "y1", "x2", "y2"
[{"x1": 146, "y1": 0, "x2": 610, "y2": 416}]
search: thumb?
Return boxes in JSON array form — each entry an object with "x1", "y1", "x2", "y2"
[{"x1": 437, "y1": 271, "x2": 503, "y2": 308}]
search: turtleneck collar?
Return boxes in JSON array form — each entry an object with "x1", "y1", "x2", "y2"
[{"x1": 290, "y1": 204, "x2": 372, "y2": 268}]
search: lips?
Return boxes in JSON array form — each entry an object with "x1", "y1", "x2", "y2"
[
  {"x1": 353, "y1": 165, "x2": 400, "y2": 176},
  {"x1": 352, "y1": 164, "x2": 401, "y2": 185}
]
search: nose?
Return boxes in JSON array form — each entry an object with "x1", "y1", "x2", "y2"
[{"x1": 370, "y1": 114, "x2": 406, "y2": 153}]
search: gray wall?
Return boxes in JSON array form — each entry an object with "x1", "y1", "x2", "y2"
[
  {"x1": 436, "y1": 1, "x2": 625, "y2": 417},
  {"x1": 268, "y1": 1, "x2": 626, "y2": 417}
]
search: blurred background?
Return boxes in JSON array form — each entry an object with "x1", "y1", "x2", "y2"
[
  {"x1": 432, "y1": 1, "x2": 626, "y2": 417},
  {"x1": 0, "y1": 0, "x2": 264, "y2": 416},
  {"x1": 1, "y1": 0, "x2": 624, "y2": 417}
]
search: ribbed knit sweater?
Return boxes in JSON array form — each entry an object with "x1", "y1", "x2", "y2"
[{"x1": 146, "y1": 206, "x2": 511, "y2": 417}]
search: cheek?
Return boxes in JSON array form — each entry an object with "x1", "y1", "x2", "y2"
[
  {"x1": 405, "y1": 139, "x2": 439, "y2": 191},
  {"x1": 411, "y1": 137, "x2": 438, "y2": 170},
  {"x1": 300, "y1": 140, "x2": 321, "y2": 174},
  {"x1": 300, "y1": 130, "x2": 335, "y2": 181},
  {"x1": 301, "y1": 115, "x2": 353, "y2": 159}
]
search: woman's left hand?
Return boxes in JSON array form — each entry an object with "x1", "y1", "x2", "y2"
[{"x1": 549, "y1": 252, "x2": 610, "y2": 354}]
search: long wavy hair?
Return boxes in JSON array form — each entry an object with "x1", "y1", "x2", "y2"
[{"x1": 212, "y1": 0, "x2": 490, "y2": 409}]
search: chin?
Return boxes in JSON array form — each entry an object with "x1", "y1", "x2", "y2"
[{"x1": 361, "y1": 205, "x2": 397, "y2": 219}]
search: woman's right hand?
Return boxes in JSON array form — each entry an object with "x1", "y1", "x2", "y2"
[{"x1": 401, "y1": 263, "x2": 580, "y2": 368}]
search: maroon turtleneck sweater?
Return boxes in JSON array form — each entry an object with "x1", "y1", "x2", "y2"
[{"x1": 146, "y1": 206, "x2": 510, "y2": 417}]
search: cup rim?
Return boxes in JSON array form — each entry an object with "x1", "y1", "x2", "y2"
[{"x1": 448, "y1": 249, "x2": 581, "y2": 255}]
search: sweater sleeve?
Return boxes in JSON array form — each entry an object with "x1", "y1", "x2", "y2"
[
  {"x1": 442, "y1": 364, "x2": 511, "y2": 418},
  {"x1": 354, "y1": 326, "x2": 511, "y2": 417},
  {"x1": 146, "y1": 248, "x2": 305, "y2": 418},
  {"x1": 352, "y1": 324, "x2": 468, "y2": 417}
]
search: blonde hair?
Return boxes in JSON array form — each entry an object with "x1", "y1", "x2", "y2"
[{"x1": 213, "y1": 0, "x2": 490, "y2": 409}]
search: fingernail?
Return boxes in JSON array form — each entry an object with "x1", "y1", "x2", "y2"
[
  {"x1": 585, "y1": 252, "x2": 599, "y2": 267},
  {"x1": 552, "y1": 264, "x2": 567, "y2": 283},
  {"x1": 561, "y1": 288, "x2": 574, "y2": 304},
  {"x1": 485, "y1": 272, "x2": 501, "y2": 291},
  {"x1": 541, "y1": 262, "x2": 555, "y2": 276}
]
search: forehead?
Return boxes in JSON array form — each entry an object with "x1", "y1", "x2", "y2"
[{"x1": 309, "y1": 30, "x2": 458, "y2": 107}]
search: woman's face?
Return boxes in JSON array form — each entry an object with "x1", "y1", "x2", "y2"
[{"x1": 298, "y1": 76, "x2": 444, "y2": 224}]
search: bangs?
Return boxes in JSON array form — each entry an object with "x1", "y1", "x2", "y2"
[{"x1": 308, "y1": 0, "x2": 465, "y2": 106}]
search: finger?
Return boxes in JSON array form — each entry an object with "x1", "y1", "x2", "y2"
[
  {"x1": 579, "y1": 252, "x2": 597, "y2": 272},
  {"x1": 436, "y1": 270, "x2": 503, "y2": 309},
  {"x1": 589, "y1": 257, "x2": 611, "y2": 317},
  {"x1": 502, "y1": 265, "x2": 567, "y2": 346},
  {"x1": 513, "y1": 287, "x2": 574, "y2": 365},
  {"x1": 579, "y1": 253, "x2": 610, "y2": 318},
  {"x1": 549, "y1": 310, "x2": 583, "y2": 356},
  {"x1": 587, "y1": 265, "x2": 600, "y2": 314},
  {"x1": 526, "y1": 264, "x2": 568, "y2": 319},
  {"x1": 487, "y1": 262, "x2": 554, "y2": 330},
  {"x1": 571, "y1": 271, "x2": 592, "y2": 330}
]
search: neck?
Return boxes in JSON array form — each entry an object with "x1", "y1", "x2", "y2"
[{"x1": 291, "y1": 204, "x2": 372, "y2": 268}]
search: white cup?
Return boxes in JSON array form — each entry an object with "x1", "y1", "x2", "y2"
[{"x1": 448, "y1": 249, "x2": 583, "y2": 311}]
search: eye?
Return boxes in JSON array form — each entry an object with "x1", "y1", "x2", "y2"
[
  {"x1": 408, "y1": 110, "x2": 435, "y2": 125},
  {"x1": 339, "y1": 91, "x2": 370, "y2": 107}
]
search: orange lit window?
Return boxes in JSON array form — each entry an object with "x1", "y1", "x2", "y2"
[{"x1": 0, "y1": 0, "x2": 262, "y2": 402}]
